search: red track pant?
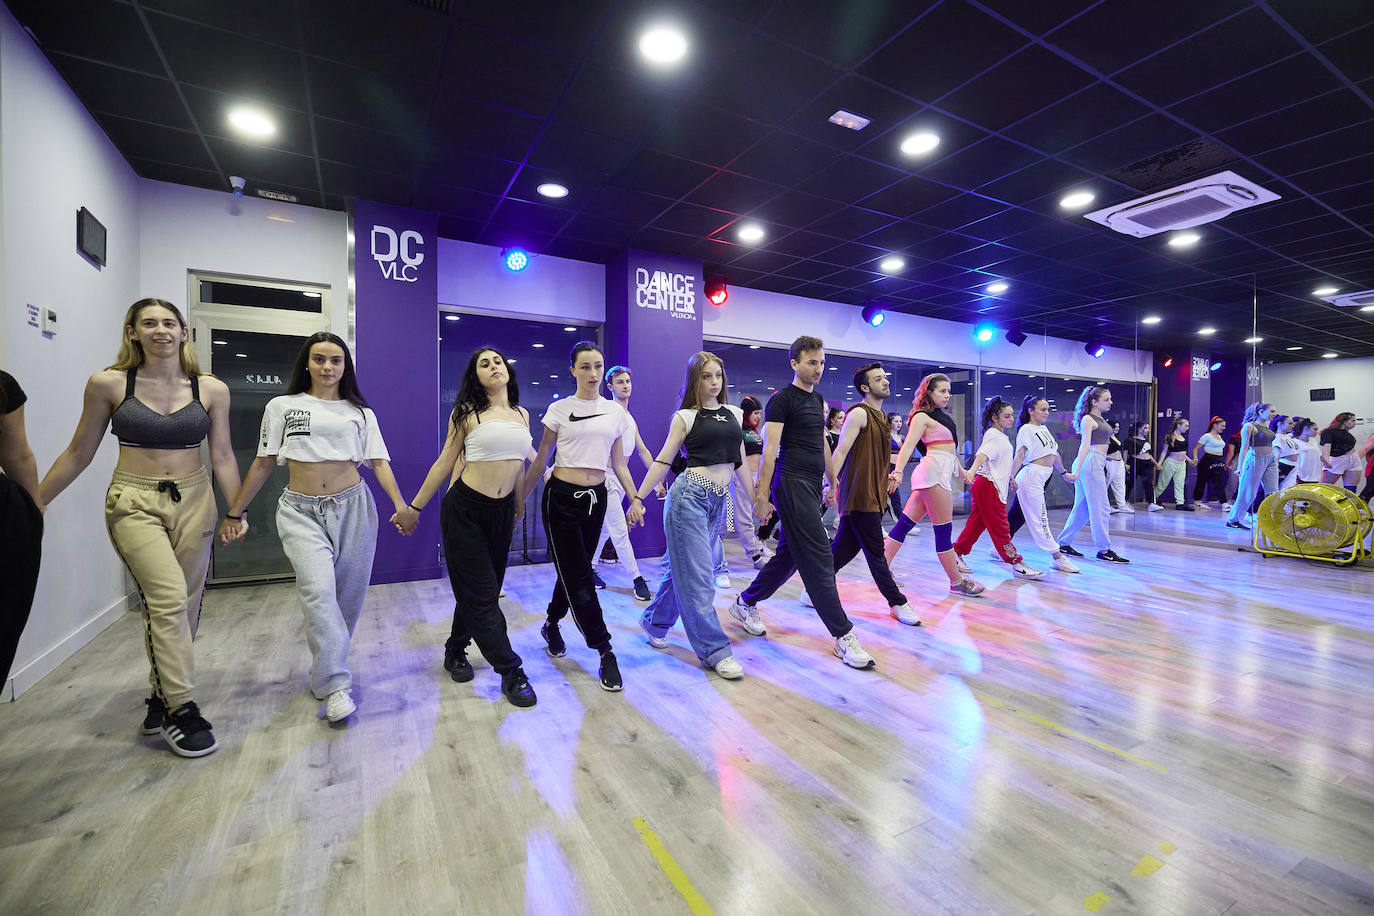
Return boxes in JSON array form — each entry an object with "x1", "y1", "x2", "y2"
[{"x1": 954, "y1": 476, "x2": 1023, "y2": 564}]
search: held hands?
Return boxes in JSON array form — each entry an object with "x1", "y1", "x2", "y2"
[
  {"x1": 626, "y1": 498, "x2": 646, "y2": 527},
  {"x1": 391, "y1": 505, "x2": 420, "y2": 536},
  {"x1": 824, "y1": 485, "x2": 838, "y2": 508},
  {"x1": 887, "y1": 470, "x2": 900, "y2": 493},
  {"x1": 1063, "y1": 471, "x2": 1078, "y2": 483},
  {"x1": 654, "y1": 482, "x2": 667, "y2": 498},
  {"x1": 217, "y1": 517, "x2": 248, "y2": 546},
  {"x1": 959, "y1": 466, "x2": 975, "y2": 485},
  {"x1": 754, "y1": 497, "x2": 774, "y2": 526}
]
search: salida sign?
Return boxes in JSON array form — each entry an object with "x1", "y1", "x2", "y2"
[
  {"x1": 371, "y1": 225, "x2": 424, "y2": 283},
  {"x1": 635, "y1": 267, "x2": 696, "y2": 319}
]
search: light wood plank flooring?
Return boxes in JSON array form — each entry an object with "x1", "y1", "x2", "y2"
[{"x1": 2, "y1": 534, "x2": 1371, "y2": 915}]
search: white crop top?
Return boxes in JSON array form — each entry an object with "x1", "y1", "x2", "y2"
[
  {"x1": 603, "y1": 413, "x2": 640, "y2": 470},
  {"x1": 976, "y1": 427, "x2": 1014, "y2": 502},
  {"x1": 464, "y1": 415, "x2": 531, "y2": 462},
  {"x1": 543, "y1": 396, "x2": 634, "y2": 470},
  {"x1": 258, "y1": 393, "x2": 390, "y2": 467},
  {"x1": 1016, "y1": 424, "x2": 1058, "y2": 463}
]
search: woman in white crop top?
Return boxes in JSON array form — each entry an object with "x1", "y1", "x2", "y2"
[
  {"x1": 396, "y1": 347, "x2": 536, "y2": 707},
  {"x1": 952, "y1": 399, "x2": 1045, "y2": 579},
  {"x1": 229, "y1": 333, "x2": 411, "y2": 724},
  {"x1": 1007, "y1": 396, "x2": 1078, "y2": 573},
  {"x1": 520, "y1": 341, "x2": 639, "y2": 692}
]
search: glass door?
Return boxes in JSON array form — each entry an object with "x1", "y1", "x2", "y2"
[{"x1": 192, "y1": 284, "x2": 329, "y2": 583}]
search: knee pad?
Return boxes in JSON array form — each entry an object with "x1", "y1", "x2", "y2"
[
  {"x1": 888, "y1": 513, "x2": 918, "y2": 543},
  {"x1": 934, "y1": 521, "x2": 953, "y2": 553}
]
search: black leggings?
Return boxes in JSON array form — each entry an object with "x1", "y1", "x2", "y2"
[{"x1": 0, "y1": 477, "x2": 43, "y2": 686}]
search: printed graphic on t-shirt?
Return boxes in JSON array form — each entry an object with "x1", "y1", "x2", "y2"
[
  {"x1": 568, "y1": 411, "x2": 604, "y2": 422},
  {"x1": 284, "y1": 408, "x2": 311, "y2": 438}
]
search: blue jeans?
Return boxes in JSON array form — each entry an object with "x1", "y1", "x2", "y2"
[
  {"x1": 643, "y1": 475, "x2": 733, "y2": 667},
  {"x1": 1058, "y1": 451, "x2": 1112, "y2": 553},
  {"x1": 1228, "y1": 452, "x2": 1278, "y2": 523}
]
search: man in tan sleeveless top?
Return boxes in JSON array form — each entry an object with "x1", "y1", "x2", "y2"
[{"x1": 803, "y1": 362, "x2": 920, "y2": 626}]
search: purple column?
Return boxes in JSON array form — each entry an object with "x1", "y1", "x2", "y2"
[
  {"x1": 353, "y1": 199, "x2": 442, "y2": 584},
  {"x1": 604, "y1": 250, "x2": 705, "y2": 558}
]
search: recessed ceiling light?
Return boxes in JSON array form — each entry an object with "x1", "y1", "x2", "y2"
[
  {"x1": 563, "y1": 326, "x2": 576, "y2": 331},
  {"x1": 1141, "y1": 315, "x2": 1162, "y2": 325},
  {"x1": 1313, "y1": 286, "x2": 1339, "y2": 296},
  {"x1": 1167, "y1": 231, "x2": 1201, "y2": 248},
  {"x1": 1321, "y1": 352, "x2": 1338, "y2": 358},
  {"x1": 639, "y1": 26, "x2": 688, "y2": 64},
  {"x1": 235, "y1": 353, "x2": 248, "y2": 358},
  {"x1": 213, "y1": 339, "x2": 228, "y2": 345},
  {"x1": 537, "y1": 183, "x2": 569, "y2": 199},
  {"x1": 755, "y1": 379, "x2": 763, "y2": 383},
  {"x1": 1197, "y1": 326, "x2": 1216, "y2": 336},
  {"x1": 444, "y1": 314, "x2": 460, "y2": 322},
  {"x1": 748, "y1": 345, "x2": 760, "y2": 349},
  {"x1": 737, "y1": 223, "x2": 765, "y2": 244},
  {"x1": 227, "y1": 106, "x2": 276, "y2": 139},
  {"x1": 828, "y1": 109, "x2": 870, "y2": 131},
  {"x1": 899, "y1": 132, "x2": 940, "y2": 156},
  {"x1": 1361, "y1": 305, "x2": 1374, "y2": 313},
  {"x1": 986, "y1": 282, "x2": 1009, "y2": 294},
  {"x1": 506, "y1": 359, "x2": 516, "y2": 363},
  {"x1": 1059, "y1": 191, "x2": 1095, "y2": 210},
  {"x1": 1243, "y1": 336, "x2": 1263, "y2": 344},
  {"x1": 879, "y1": 256, "x2": 905, "y2": 273},
  {"x1": 532, "y1": 343, "x2": 545, "y2": 348},
  {"x1": 1286, "y1": 346, "x2": 1303, "y2": 351}
]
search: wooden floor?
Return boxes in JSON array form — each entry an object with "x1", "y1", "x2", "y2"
[{"x1": 2, "y1": 530, "x2": 1372, "y2": 915}]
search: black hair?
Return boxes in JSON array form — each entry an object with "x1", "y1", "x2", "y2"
[
  {"x1": 285, "y1": 332, "x2": 369, "y2": 409},
  {"x1": 981, "y1": 397, "x2": 1011, "y2": 432},
  {"x1": 451, "y1": 346, "x2": 519, "y2": 428},
  {"x1": 789, "y1": 335, "x2": 823, "y2": 362},
  {"x1": 569, "y1": 340, "x2": 602, "y2": 366},
  {"x1": 1018, "y1": 394, "x2": 1048, "y2": 426},
  {"x1": 852, "y1": 361, "x2": 883, "y2": 395},
  {"x1": 1267, "y1": 413, "x2": 1289, "y2": 433}
]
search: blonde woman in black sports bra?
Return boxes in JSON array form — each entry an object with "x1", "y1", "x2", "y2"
[{"x1": 41, "y1": 298, "x2": 245, "y2": 758}]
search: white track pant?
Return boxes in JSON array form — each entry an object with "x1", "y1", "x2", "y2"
[
  {"x1": 1014, "y1": 464, "x2": 1059, "y2": 556},
  {"x1": 1106, "y1": 458, "x2": 1126, "y2": 507},
  {"x1": 593, "y1": 477, "x2": 640, "y2": 578}
]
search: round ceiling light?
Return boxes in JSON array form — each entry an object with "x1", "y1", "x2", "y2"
[
  {"x1": 1167, "y1": 231, "x2": 1201, "y2": 248},
  {"x1": 1321, "y1": 352, "x2": 1338, "y2": 358},
  {"x1": 1313, "y1": 286, "x2": 1339, "y2": 296},
  {"x1": 227, "y1": 106, "x2": 276, "y2": 139},
  {"x1": 736, "y1": 223, "x2": 765, "y2": 244},
  {"x1": 1244, "y1": 336, "x2": 1263, "y2": 344},
  {"x1": 879, "y1": 256, "x2": 905, "y2": 273},
  {"x1": 1141, "y1": 315, "x2": 1162, "y2": 325},
  {"x1": 639, "y1": 27, "x2": 688, "y2": 64},
  {"x1": 1059, "y1": 191, "x2": 1095, "y2": 210},
  {"x1": 1197, "y1": 326, "x2": 1216, "y2": 336},
  {"x1": 899, "y1": 132, "x2": 940, "y2": 156},
  {"x1": 537, "y1": 183, "x2": 569, "y2": 199},
  {"x1": 986, "y1": 281, "x2": 1009, "y2": 294}
]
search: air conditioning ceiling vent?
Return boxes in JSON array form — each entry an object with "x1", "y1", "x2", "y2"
[
  {"x1": 1082, "y1": 170, "x2": 1280, "y2": 238},
  {"x1": 1318, "y1": 289, "x2": 1374, "y2": 308}
]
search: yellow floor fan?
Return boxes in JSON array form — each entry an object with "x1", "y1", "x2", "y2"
[{"x1": 1254, "y1": 483, "x2": 1374, "y2": 565}]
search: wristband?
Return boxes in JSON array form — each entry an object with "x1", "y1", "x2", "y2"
[
  {"x1": 408, "y1": 502, "x2": 421, "y2": 512},
  {"x1": 226, "y1": 513, "x2": 242, "y2": 521},
  {"x1": 631, "y1": 495, "x2": 643, "y2": 503}
]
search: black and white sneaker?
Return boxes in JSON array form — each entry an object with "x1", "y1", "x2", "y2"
[
  {"x1": 592, "y1": 571, "x2": 607, "y2": 589},
  {"x1": 1225, "y1": 520, "x2": 1249, "y2": 530},
  {"x1": 443, "y1": 646, "x2": 474, "y2": 682},
  {"x1": 632, "y1": 576, "x2": 652, "y2": 602},
  {"x1": 598, "y1": 650, "x2": 623, "y2": 691},
  {"x1": 160, "y1": 702, "x2": 218, "y2": 758},
  {"x1": 1096, "y1": 550, "x2": 1130, "y2": 563},
  {"x1": 501, "y1": 668, "x2": 537, "y2": 708},
  {"x1": 141, "y1": 695, "x2": 166, "y2": 736},
  {"x1": 541, "y1": 620, "x2": 566, "y2": 657},
  {"x1": 1058, "y1": 544, "x2": 1085, "y2": 558}
]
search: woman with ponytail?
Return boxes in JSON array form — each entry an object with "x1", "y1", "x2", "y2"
[
  {"x1": 951, "y1": 398, "x2": 1044, "y2": 579},
  {"x1": 1007, "y1": 395, "x2": 1079, "y2": 572},
  {"x1": 1056, "y1": 385, "x2": 1128, "y2": 562}
]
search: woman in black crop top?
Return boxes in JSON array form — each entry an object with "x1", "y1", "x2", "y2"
[
  {"x1": 631, "y1": 352, "x2": 754, "y2": 679},
  {"x1": 1321, "y1": 411, "x2": 1361, "y2": 490},
  {"x1": 39, "y1": 299, "x2": 246, "y2": 758},
  {"x1": 0, "y1": 369, "x2": 43, "y2": 689}
]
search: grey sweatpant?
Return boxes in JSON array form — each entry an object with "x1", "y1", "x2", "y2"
[{"x1": 277, "y1": 480, "x2": 378, "y2": 698}]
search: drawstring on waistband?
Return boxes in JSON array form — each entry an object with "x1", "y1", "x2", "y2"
[
  {"x1": 572, "y1": 487, "x2": 598, "y2": 515},
  {"x1": 157, "y1": 480, "x2": 183, "y2": 503}
]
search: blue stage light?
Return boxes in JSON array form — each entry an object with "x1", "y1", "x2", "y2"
[
  {"x1": 861, "y1": 303, "x2": 886, "y2": 327},
  {"x1": 502, "y1": 248, "x2": 529, "y2": 272},
  {"x1": 1210, "y1": 360, "x2": 1222, "y2": 371},
  {"x1": 974, "y1": 323, "x2": 997, "y2": 343}
]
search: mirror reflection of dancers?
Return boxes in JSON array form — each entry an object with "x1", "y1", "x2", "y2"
[
  {"x1": 732, "y1": 396, "x2": 772, "y2": 568},
  {"x1": 800, "y1": 363, "x2": 920, "y2": 625},
  {"x1": 521, "y1": 342, "x2": 639, "y2": 692},
  {"x1": 1270, "y1": 415, "x2": 1298, "y2": 489},
  {"x1": 1, "y1": 370, "x2": 44, "y2": 690},
  {"x1": 1126, "y1": 421, "x2": 1158, "y2": 506},
  {"x1": 1056, "y1": 385, "x2": 1129, "y2": 562},
  {"x1": 1321, "y1": 412, "x2": 1361, "y2": 491},
  {"x1": 819, "y1": 407, "x2": 844, "y2": 539},
  {"x1": 632, "y1": 352, "x2": 752, "y2": 678},
  {"x1": 1191, "y1": 417, "x2": 1228, "y2": 509},
  {"x1": 229, "y1": 333, "x2": 408, "y2": 724},
  {"x1": 1225, "y1": 402, "x2": 1277, "y2": 530},
  {"x1": 1006, "y1": 396, "x2": 1079, "y2": 572},
  {"x1": 40, "y1": 299, "x2": 245, "y2": 757},
  {"x1": 1150, "y1": 416, "x2": 1196, "y2": 511},
  {"x1": 952, "y1": 398, "x2": 1044, "y2": 579},
  {"x1": 1284, "y1": 419, "x2": 1322, "y2": 487},
  {"x1": 885, "y1": 412, "x2": 911, "y2": 532},
  {"x1": 1105, "y1": 421, "x2": 1132, "y2": 513},
  {"x1": 887, "y1": 373, "x2": 984, "y2": 596},
  {"x1": 591, "y1": 366, "x2": 662, "y2": 603},
  {"x1": 1356, "y1": 430, "x2": 1374, "y2": 503},
  {"x1": 397, "y1": 347, "x2": 536, "y2": 707},
  {"x1": 730, "y1": 336, "x2": 876, "y2": 670}
]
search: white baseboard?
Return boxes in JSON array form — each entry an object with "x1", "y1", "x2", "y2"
[{"x1": 2, "y1": 592, "x2": 138, "y2": 702}]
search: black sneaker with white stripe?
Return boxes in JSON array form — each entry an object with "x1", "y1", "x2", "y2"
[
  {"x1": 160, "y1": 701, "x2": 218, "y2": 758},
  {"x1": 141, "y1": 695, "x2": 166, "y2": 736}
]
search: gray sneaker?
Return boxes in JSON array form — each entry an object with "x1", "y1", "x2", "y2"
[
  {"x1": 729, "y1": 595, "x2": 766, "y2": 636},
  {"x1": 949, "y1": 577, "x2": 986, "y2": 597}
]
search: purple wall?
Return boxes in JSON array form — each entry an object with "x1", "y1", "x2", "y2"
[
  {"x1": 604, "y1": 250, "x2": 705, "y2": 557},
  {"x1": 1209, "y1": 359, "x2": 1247, "y2": 430},
  {"x1": 354, "y1": 200, "x2": 442, "y2": 584}
]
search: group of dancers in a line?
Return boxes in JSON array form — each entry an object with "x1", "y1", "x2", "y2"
[{"x1": 10, "y1": 299, "x2": 1362, "y2": 760}]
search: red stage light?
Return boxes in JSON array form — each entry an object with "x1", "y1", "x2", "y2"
[
  {"x1": 1162, "y1": 356, "x2": 1174, "y2": 368},
  {"x1": 706, "y1": 276, "x2": 728, "y2": 306}
]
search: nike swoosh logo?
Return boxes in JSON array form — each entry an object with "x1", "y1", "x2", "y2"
[{"x1": 568, "y1": 413, "x2": 603, "y2": 422}]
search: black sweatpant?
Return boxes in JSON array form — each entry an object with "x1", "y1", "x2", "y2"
[
  {"x1": 1193, "y1": 453, "x2": 1226, "y2": 502},
  {"x1": 832, "y1": 511, "x2": 906, "y2": 608},
  {"x1": 0, "y1": 476, "x2": 42, "y2": 686},
  {"x1": 441, "y1": 479, "x2": 521, "y2": 674},
  {"x1": 1130, "y1": 459, "x2": 1155, "y2": 503},
  {"x1": 542, "y1": 477, "x2": 612, "y2": 651},
  {"x1": 1007, "y1": 491, "x2": 1026, "y2": 538},
  {"x1": 741, "y1": 475, "x2": 852, "y2": 638}
]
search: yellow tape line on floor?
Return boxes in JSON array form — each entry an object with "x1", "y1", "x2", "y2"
[
  {"x1": 633, "y1": 817, "x2": 713, "y2": 915},
  {"x1": 972, "y1": 690, "x2": 1167, "y2": 772}
]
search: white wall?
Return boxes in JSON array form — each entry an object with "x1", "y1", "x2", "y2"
[
  {"x1": 1264, "y1": 355, "x2": 1374, "y2": 444},
  {"x1": 704, "y1": 285, "x2": 1153, "y2": 382},
  {"x1": 1, "y1": 6, "x2": 143, "y2": 699},
  {"x1": 139, "y1": 180, "x2": 349, "y2": 333},
  {"x1": 436, "y1": 237, "x2": 604, "y2": 323}
]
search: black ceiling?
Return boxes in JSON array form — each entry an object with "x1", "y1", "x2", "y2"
[{"x1": 10, "y1": 0, "x2": 1374, "y2": 361}]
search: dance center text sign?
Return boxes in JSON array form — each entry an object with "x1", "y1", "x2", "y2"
[{"x1": 354, "y1": 199, "x2": 441, "y2": 583}]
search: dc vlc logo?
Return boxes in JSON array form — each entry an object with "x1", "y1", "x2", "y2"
[{"x1": 371, "y1": 225, "x2": 424, "y2": 283}]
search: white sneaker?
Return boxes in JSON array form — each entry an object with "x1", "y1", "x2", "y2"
[
  {"x1": 955, "y1": 554, "x2": 971, "y2": 574},
  {"x1": 1120, "y1": 504, "x2": 1136, "y2": 513},
  {"x1": 1221, "y1": 503, "x2": 1232, "y2": 512},
  {"x1": 834, "y1": 632, "x2": 875, "y2": 669},
  {"x1": 1108, "y1": 507, "x2": 1121, "y2": 514},
  {"x1": 639, "y1": 617, "x2": 669, "y2": 649},
  {"x1": 499, "y1": 588, "x2": 507, "y2": 598},
  {"x1": 988, "y1": 549, "x2": 1005, "y2": 562},
  {"x1": 1012, "y1": 562, "x2": 1045, "y2": 580},
  {"x1": 325, "y1": 688, "x2": 355, "y2": 723},
  {"x1": 1147, "y1": 503, "x2": 1164, "y2": 512},
  {"x1": 799, "y1": 589, "x2": 814, "y2": 608},
  {"x1": 712, "y1": 656, "x2": 744, "y2": 679},
  {"x1": 751, "y1": 552, "x2": 771, "y2": 570},
  {"x1": 889, "y1": 603, "x2": 922, "y2": 626},
  {"x1": 1051, "y1": 555, "x2": 1080, "y2": 573},
  {"x1": 730, "y1": 596, "x2": 766, "y2": 636},
  {"x1": 1194, "y1": 503, "x2": 1211, "y2": 510},
  {"x1": 714, "y1": 573, "x2": 731, "y2": 590}
]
